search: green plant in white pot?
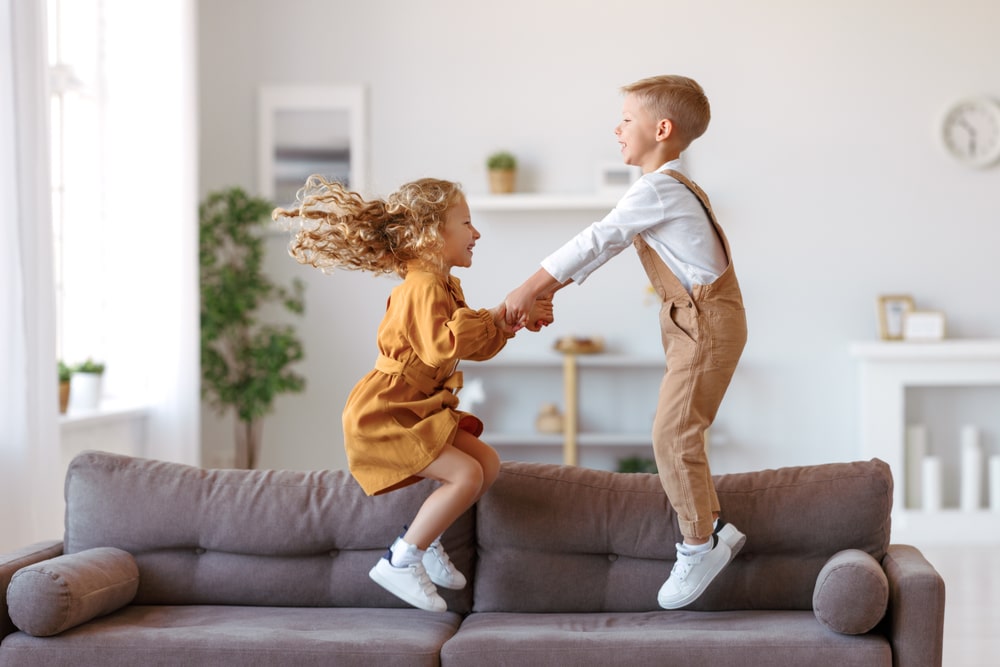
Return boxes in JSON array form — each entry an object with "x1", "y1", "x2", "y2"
[{"x1": 69, "y1": 358, "x2": 105, "y2": 412}]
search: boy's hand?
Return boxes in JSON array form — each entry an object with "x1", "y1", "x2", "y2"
[
  {"x1": 523, "y1": 294, "x2": 554, "y2": 332},
  {"x1": 504, "y1": 283, "x2": 536, "y2": 328}
]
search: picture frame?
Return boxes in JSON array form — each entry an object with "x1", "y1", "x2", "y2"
[
  {"x1": 257, "y1": 84, "x2": 368, "y2": 207},
  {"x1": 876, "y1": 294, "x2": 915, "y2": 340},
  {"x1": 903, "y1": 310, "x2": 947, "y2": 341}
]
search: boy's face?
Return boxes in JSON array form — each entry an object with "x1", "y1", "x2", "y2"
[
  {"x1": 616, "y1": 93, "x2": 669, "y2": 173},
  {"x1": 440, "y1": 198, "x2": 479, "y2": 269}
]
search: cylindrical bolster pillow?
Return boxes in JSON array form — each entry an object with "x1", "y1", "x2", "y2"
[
  {"x1": 812, "y1": 548, "x2": 888, "y2": 635},
  {"x1": 7, "y1": 547, "x2": 139, "y2": 637}
]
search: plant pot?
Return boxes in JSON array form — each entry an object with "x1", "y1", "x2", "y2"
[
  {"x1": 69, "y1": 372, "x2": 103, "y2": 411},
  {"x1": 59, "y1": 380, "x2": 71, "y2": 414},
  {"x1": 488, "y1": 169, "x2": 516, "y2": 194}
]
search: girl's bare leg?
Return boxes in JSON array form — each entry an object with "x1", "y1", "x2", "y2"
[{"x1": 403, "y1": 430, "x2": 500, "y2": 549}]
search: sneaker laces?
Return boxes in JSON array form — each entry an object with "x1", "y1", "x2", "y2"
[{"x1": 407, "y1": 562, "x2": 438, "y2": 597}]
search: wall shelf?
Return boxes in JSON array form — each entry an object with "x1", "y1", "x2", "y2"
[{"x1": 851, "y1": 339, "x2": 1000, "y2": 544}]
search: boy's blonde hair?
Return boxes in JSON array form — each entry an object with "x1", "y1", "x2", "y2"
[
  {"x1": 273, "y1": 176, "x2": 464, "y2": 278},
  {"x1": 621, "y1": 75, "x2": 710, "y2": 149}
]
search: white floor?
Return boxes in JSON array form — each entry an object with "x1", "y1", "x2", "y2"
[{"x1": 914, "y1": 544, "x2": 1000, "y2": 666}]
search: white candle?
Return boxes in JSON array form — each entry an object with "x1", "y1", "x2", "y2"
[
  {"x1": 960, "y1": 426, "x2": 983, "y2": 511},
  {"x1": 905, "y1": 424, "x2": 927, "y2": 509},
  {"x1": 922, "y1": 456, "x2": 943, "y2": 511},
  {"x1": 990, "y1": 456, "x2": 1000, "y2": 513}
]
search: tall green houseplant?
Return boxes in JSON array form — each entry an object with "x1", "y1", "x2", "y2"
[{"x1": 199, "y1": 187, "x2": 306, "y2": 468}]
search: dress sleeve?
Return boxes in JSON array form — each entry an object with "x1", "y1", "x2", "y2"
[{"x1": 403, "y1": 274, "x2": 511, "y2": 367}]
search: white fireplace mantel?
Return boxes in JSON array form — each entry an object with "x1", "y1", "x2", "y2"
[{"x1": 851, "y1": 339, "x2": 1000, "y2": 544}]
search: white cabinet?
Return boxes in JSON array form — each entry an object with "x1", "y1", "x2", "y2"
[
  {"x1": 462, "y1": 353, "x2": 664, "y2": 471},
  {"x1": 851, "y1": 340, "x2": 1000, "y2": 544}
]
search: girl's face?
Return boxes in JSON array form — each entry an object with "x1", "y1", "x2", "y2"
[{"x1": 440, "y1": 198, "x2": 479, "y2": 269}]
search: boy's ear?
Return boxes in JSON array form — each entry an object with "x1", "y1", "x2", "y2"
[{"x1": 656, "y1": 118, "x2": 673, "y2": 142}]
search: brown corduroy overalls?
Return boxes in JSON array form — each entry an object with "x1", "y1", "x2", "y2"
[{"x1": 634, "y1": 169, "x2": 747, "y2": 540}]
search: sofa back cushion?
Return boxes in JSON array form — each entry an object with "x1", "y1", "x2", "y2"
[
  {"x1": 63, "y1": 451, "x2": 475, "y2": 612},
  {"x1": 473, "y1": 459, "x2": 891, "y2": 613}
]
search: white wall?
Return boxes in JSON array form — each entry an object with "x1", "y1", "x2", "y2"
[{"x1": 198, "y1": 0, "x2": 1000, "y2": 474}]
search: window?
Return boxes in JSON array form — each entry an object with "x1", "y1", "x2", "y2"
[{"x1": 48, "y1": 0, "x2": 108, "y2": 369}]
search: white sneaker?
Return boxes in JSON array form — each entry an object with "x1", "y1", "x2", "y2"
[
  {"x1": 657, "y1": 537, "x2": 733, "y2": 610},
  {"x1": 715, "y1": 521, "x2": 746, "y2": 563},
  {"x1": 369, "y1": 557, "x2": 447, "y2": 612},
  {"x1": 422, "y1": 540, "x2": 467, "y2": 590}
]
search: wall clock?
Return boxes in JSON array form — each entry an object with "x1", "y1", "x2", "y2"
[{"x1": 941, "y1": 96, "x2": 1000, "y2": 168}]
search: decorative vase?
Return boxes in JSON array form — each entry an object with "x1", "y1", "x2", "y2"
[
  {"x1": 488, "y1": 169, "x2": 516, "y2": 194},
  {"x1": 535, "y1": 403, "x2": 564, "y2": 434}
]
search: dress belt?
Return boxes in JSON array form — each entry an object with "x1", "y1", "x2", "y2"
[{"x1": 374, "y1": 354, "x2": 463, "y2": 395}]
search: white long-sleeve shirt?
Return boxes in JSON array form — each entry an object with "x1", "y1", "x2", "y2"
[{"x1": 541, "y1": 160, "x2": 728, "y2": 294}]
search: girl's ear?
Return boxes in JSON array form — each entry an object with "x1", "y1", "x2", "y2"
[{"x1": 656, "y1": 118, "x2": 673, "y2": 142}]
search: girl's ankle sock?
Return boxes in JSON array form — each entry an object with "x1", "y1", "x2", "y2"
[{"x1": 389, "y1": 537, "x2": 423, "y2": 567}]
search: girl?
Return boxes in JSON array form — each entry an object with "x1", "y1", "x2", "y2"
[{"x1": 274, "y1": 176, "x2": 551, "y2": 612}]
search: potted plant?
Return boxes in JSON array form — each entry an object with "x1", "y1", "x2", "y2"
[
  {"x1": 486, "y1": 150, "x2": 517, "y2": 194},
  {"x1": 69, "y1": 358, "x2": 105, "y2": 411},
  {"x1": 58, "y1": 360, "x2": 72, "y2": 414},
  {"x1": 200, "y1": 186, "x2": 306, "y2": 469}
]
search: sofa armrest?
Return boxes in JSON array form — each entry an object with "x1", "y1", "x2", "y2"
[
  {"x1": 1, "y1": 540, "x2": 64, "y2": 640},
  {"x1": 882, "y1": 544, "x2": 945, "y2": 667}
]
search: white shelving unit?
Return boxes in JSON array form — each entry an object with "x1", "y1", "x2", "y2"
[
  {"x1": 462, "y1": 192, "x2": 657, "y2": 471},
  {"x1": 851, "y1": 339, "x2": 1000, "y2": 544},
  {"x1": 464, "y1": 353, "x2": 664, "y2": 470}
]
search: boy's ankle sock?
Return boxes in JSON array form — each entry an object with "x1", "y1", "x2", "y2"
[
  {"x1": 389, "y1": 537, "x2": 424, "y2": 567},
  {"x1": 680, "y1": 539, "x2": 713, "y2": 556}
]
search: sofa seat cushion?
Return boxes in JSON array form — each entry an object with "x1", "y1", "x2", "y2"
[
  {"x1": 440, "y1": 611, "x2": 891, "y2": 667},
  {"x1": 7, "y1": 547, "x2": 138, "y2": 637},
  {"x1": 0, "y1": 605, "x2": 461, "y2": 667},
  {"x1": 474, "y1": 459, "x2": 891, "y2": 613}
]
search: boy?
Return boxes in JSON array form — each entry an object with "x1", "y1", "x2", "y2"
[{"x1": 504, "y1": 75, "x2": 747, "y2": 609}]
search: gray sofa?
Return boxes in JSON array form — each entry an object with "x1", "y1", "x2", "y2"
[{"x1": 1, "y1": 451, "x2": 944, "y2": 666}]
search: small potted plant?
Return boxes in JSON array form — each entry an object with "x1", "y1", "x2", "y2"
[
  {"x1": 486, "y1": 150, "x2": 517, "y2": 194},
  {"x1": 70, "y1": 358, "x2": 105, "y2": 411},
  {"x1": 58, "y1": 360, "x2": 72, "y2": 414}
]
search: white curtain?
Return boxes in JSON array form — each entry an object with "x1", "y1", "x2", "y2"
[
  {"x1": 101, "y1": 0, "x2": 200, "y2": 466},
  {"x1": 0, "y1": 0, "x2": 64, "y2": 551}
]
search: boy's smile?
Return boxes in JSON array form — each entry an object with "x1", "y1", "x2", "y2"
[{"x1": 616, "y1": 92, "x2": 675, "y2": 173}]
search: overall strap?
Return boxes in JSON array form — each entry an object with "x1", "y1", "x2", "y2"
[{"x1": 660, "y1": 169, "x2": 716, "y2": 222}]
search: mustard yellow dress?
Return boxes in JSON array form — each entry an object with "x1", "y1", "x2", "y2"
[{"x1": 342, "y1": 269, "x2": 512, "y2": 495}]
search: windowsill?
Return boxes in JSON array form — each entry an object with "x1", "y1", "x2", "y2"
[{"x1": 60, "y1": 400, "x2": 150, "y2": 431}]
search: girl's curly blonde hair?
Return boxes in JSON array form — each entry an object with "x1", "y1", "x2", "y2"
[{"x1": 273, "y1": 175, "x2": 465, "y2": 278}]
